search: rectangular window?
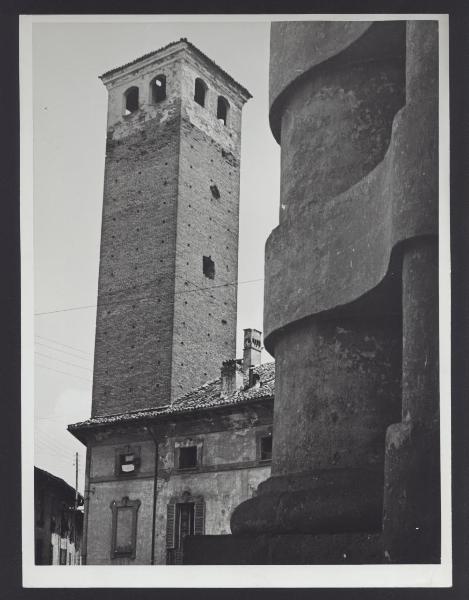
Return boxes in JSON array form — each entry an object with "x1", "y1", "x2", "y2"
[
  {"x1": 115, "y1": 445, "x2": 141, "y2": 477},
  {"x1": 256, "y1": 428, "x2": 273, "y2": 463},
  {"x1": 178, "y1": 446, "x2": 197, "y2": 469},
  {"x1": 166, "y1": 497, "x2": 205, "y2": 565},
  {"x1": 110, "y1": 497, "x2": 141, "y2": 560},
  {"x1": 59, "y1": 548, "x2": 67, "y2": 565},
  {"x1": 260, "y1": 435, "x2": 272, "y2": 461}
]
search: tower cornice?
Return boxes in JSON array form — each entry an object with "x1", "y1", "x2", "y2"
[{"x1": 100, "y1": 38, "x2": 252, "y2": 103}]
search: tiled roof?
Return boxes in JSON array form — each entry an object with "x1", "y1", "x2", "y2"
[
  {"x1": 100, "y1": 37, "x2": 252, "y2": 100},
  {"x1": 35, "y1": 466, "x2": 84, "y2": 504},
  {"x1": 68, "y1": 362, "x2": 274, "y2": 434}
]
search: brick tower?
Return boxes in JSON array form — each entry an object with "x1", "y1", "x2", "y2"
[{"x1": 91, "y1": 39, "x2": 251, "y2": 417}]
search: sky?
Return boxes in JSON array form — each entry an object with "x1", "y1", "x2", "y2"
[{"x1": 32, "y1": 19, "x2": 280, "y2": 492}]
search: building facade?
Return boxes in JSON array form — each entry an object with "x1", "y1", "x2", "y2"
[
  {"x1": 69, "y1": 357, "x2": 274, "y2": 565},
  {"x1": 34, "y1": 467, "x2": 84, "y2": 565}
]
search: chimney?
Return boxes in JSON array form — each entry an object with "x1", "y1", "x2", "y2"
[
  {"x1": 221, "y1": 359, "x2": 243, "y2": 396},
  {"x1": 243, "y1": 328, "x2": 262, "y2": 373}
]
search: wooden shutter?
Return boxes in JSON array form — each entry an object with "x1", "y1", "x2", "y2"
[
  {"x1": 194, "y1": 497, "x2": 205, "y2": 535},
  {"x1": 166, "y1": 503, "x2": 176, "y2": 549}
]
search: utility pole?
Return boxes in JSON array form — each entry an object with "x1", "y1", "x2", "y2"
[{"x1": 74, "y1": 452, "x2": 78, "y2": 564}]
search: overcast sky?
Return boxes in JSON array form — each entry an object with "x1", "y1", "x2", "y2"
[{"x1": 32, "y1": 18, "x2": 280, "y2": 491}]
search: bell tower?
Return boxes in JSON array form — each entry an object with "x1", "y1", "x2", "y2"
[{"x1": 91, "y1": 39, "x2": 251, "y2": 417}]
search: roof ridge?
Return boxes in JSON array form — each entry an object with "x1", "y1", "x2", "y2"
[{"x1": 100, "y1": 37, "x2": 252, "y2": 99}]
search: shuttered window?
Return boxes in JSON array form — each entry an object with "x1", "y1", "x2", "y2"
[
  {"x1": 166, "y1": 503, "x2": 176, "y2": 550},
  {"x1": 166, "y1": 496, "x2": 205, "y2": 564},
  {"x1": 194, "y1": 497, "x2": 205, "y2": 535}
]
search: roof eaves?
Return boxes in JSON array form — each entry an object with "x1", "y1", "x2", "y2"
[{"x1": 99, "y1": 38, "x2": 252, "y2": 100}]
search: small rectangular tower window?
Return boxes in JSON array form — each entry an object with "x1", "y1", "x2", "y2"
[
  {"x1": 217, "y1": 96, "x2": 230, "y2": 125},
  {"x1": 203, "y1": 256, "x2": 215, "y2": 279},
  {"x1": 194, "y1": 78, "x2": 207, "y2": 107},
  {"x1": 151, "y1": 74, "x2": 166, "y2": 103},
  {"x1": 124, "y1": 86, "x2": 139, "y2": 115}
]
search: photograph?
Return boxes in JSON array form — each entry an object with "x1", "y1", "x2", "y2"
[{"x1": 21, "y1": 13, "x2": 451, "y2": 588}]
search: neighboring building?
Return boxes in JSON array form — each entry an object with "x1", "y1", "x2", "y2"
[
  {"x1": 68, "y1": 40, "x2": 270, "y2": 565},
  {"x1": 69, "y1": 353, "x2": 274, "y2": 565},
  {"x1": 34, "y1": 467, "x2": 84, "y2": 565}
]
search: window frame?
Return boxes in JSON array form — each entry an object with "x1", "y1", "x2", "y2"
[
  {"x1": 174, "y1": 438, "x2": 203, "y2": 472},
  {"x1": 150, "y1": 74, "x2": 167, "y2": 103},
  {"x1": 256, "y1": 427, "x2": 273, "y2": 464},
  {"x1": 114, "y1": 445, "x2": 141, "y2": 478},
  {"x1": 194, "y1": 78, "x2": 208, "y2": 107},
  {"x1": 123, "y1": 86, "x2": 140, "y2": 116},
  {"x1": 166, "y1": 492, "x2": 205, "y2": 565},
  {"x1": 110, "y1": 496, "x2": 141, "y2": 560},
  {"x1": 216, "y1": 95, "x2": 230, "y2": 126}
]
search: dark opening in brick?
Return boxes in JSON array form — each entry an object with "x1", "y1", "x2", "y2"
[
  {"x1": 221, "y1": 319, "x2": 227, "y2": 325},
  {"x1": 179, "y1": 446, "x2": 197, "y2": 469},
  {"x1": 210, "y1": 184, "x2": 220, "y2": 199},
  {"x1": 203, "y1": 256, "x2": 215, "y2": 279},
  {"x1": 217, "y1": 96, "x2": 229, "y2": 125},
  {"x1": 194, "y1": 78, "x2": 207, "y2": 107},
  {"x1": 150, "y1": 74, "x2": 166, "y2": 103},
  {"x1": 124, "y1": 86, "x2": 139, "y2": 115}
]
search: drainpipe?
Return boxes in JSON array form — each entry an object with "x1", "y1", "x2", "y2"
[
  {"x1": 81, "y1": 444, "x2": 92, "y2": 565},
  {"x1": 146, "y1": 424, "x2": 159, "y2": 565}
]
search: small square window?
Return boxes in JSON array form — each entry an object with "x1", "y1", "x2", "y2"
[
  {"x1": 178, "y1": 446, "x2": 198, "y2": 469},
  {"x1": 260, "y1": 434, "x2": 272, "y2": 462}
]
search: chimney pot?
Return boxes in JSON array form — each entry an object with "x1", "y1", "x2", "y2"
[{"x1": 243, "y1": 328, "x2": 262, "y2": 373}]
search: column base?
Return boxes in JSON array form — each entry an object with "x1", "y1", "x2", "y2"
[
  {"x1": 231, "y1": 468, "x2": 384, "y2": 536},
  {"x1": 383, "y1": 421, "x2": 441, "y2": 563},
  {"x1": 183, "y1": 532, "x2": 384, "y2": 565}
]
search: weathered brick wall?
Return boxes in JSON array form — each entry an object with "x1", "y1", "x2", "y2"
[
  {"x1": 171, "y1": 121, "x2": 241, "y2": 397},
  {"x1": 171, "y1": 57, "x2": 244, "y2": 399},
  {"x1": 92, "y1": 48, "x2": 248, "y2": 416},
  {"x1": 92, "y1": 109, "x2": 181, "y2": 416}
]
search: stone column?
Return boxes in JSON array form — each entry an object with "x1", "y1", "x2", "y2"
[
  {"x1": 383, "y1": 239, "x2": 440, "y2": 563},
  {"x1": 230, "y1": 20, "x2": 439, "y2": 564},
  {"x1": 231, "y1": 22, "x2": 408, "y2": 557},
  {"x1": 382, "y1": 20, "x2": 440, "y2": 564}
]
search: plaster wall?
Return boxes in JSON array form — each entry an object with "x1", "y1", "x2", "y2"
[{"x1": 84, "y1": 415, "x2": 272, "y2": 565}]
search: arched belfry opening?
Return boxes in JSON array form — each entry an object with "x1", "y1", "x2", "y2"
[
  {"x1": 217, "y1": 96, "x2": 229, "y2": 125},
  {"x1": 124, "y1": 86, "x2": 139, "y2": 115},
  {"x1": 194, "y1": 78, "x2": 207, "y2": 107},
  {"x1": 150, "y1": 74, "x2": 166, "y2": 103}
]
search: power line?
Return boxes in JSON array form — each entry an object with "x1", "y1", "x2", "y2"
[
  {"x1": 35, "y1": 439, "x2": 79, "y2": 460},
  {"x1": 35, "y1": 334, "x2": 92, "y2": 356},
  {"x1": 35, "y1": 352, "x2": 93, "y2": 372},
  {"x1": 35, "y1": 432, "x2": 84, "y2": 457},
  {"x1": 34, "y1": 277, "x2": 264, "y2": 316},
  {"x1": 35, "y1": 444, "x2": 79, "y2": 465},
  {"x1": 35, "y1": 341, "x2": 93, "y2": 362},
  {"x1": 35, "y1": 363, "x2": 93, "y2": 383}
]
